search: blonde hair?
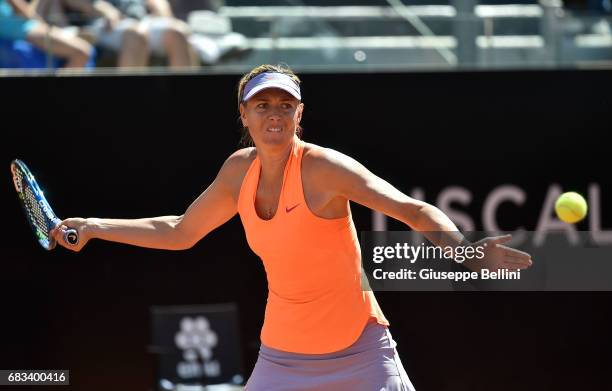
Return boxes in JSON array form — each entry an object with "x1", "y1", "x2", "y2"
[{"x1": 237, "y1": 64, "x2": 302, "y2": 146}]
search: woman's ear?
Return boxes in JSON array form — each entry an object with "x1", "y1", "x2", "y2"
[
  {"x1": 239, "y1": 103, "x2": 248, "y2": 127},
  {"x1": 296, "y1": 102, "x2": 304, "y2": 124}
]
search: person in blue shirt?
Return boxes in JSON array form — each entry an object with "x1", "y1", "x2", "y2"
[{"x1": 0, "y1": 0, "x2": 93, "y2": 67}]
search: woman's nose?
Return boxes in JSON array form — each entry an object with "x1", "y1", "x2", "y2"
[{"x1": 268, "y1": 106, "x2": 283, "y2": 118}]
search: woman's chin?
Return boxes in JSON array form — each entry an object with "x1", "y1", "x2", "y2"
[{"x1": 259, "y1": 132, "x2": 293, "y2": 146}]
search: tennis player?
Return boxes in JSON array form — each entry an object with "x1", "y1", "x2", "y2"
[{"x1": 52, "y1": 64, "x2": 532, "y2": 390}]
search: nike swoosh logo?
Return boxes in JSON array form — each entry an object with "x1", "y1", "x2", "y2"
[{"x1": 286, "y1": 203, "x2": 300, "y2": 213}]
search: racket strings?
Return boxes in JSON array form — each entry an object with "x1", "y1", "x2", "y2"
[{"x1": 23, "y1": 181, "x2": 52, "y2": 241}]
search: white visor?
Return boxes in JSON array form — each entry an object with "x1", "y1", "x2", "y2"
[{"x1": 242, "y1": 72, "x2": 301, "y2": 102}]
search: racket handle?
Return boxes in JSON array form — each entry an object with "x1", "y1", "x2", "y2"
[{"x1": 64, "y1": 229, "x2": 79, "y2": 245}]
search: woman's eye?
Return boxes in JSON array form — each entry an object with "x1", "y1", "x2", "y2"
[
  {"x1": 257, "y1": 103, "x2": 267, "y2": 109},
  {"x1": 282, "y1": 104, "x2": 292, "y2": 109}
]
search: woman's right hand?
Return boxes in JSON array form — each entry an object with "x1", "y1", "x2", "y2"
[{"x1": 51, "y1": 218, "x2": 93, "y2": 252}]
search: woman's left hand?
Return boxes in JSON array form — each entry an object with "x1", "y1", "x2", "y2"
[{"x1": 467, "y1": 234, "x2": 532, "y2": 272}]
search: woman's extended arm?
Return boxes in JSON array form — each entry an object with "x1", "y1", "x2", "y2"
[
  {"x1": 312, "y1": 147, "x2": 532, "y2": 270},
  {"x1": 312, "y1": 148, "x2": 457, "y2": 232},
  {"x1": 52, "y1": 150, "x2": 250, "y2": 252}
]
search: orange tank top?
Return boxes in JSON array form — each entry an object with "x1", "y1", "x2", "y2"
[{"x1": 237, "y1": 138, "x2": 389, "y2": 354}]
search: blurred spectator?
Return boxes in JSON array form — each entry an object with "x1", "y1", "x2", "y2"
[
  {"x1": 588, "y1": 0, "x2": 612, "y2": 35},
  {"x1": 564, "y1": 0, "x2": 611, "y2": 14},
  {"x1": 588, "y1": 0, "x2": 612, "y2": 14},
  {"x1": 0, "y1": 0, "x2": 93, "y2": 68},
  {"x1": 173, "y1": 0, "x2": 251, "y2": 65},
  {"x1": 38, "y1": 0, "x2": 199, "y2": 67},
  {"x1": 564, "y1": 0, "x2": 611, "y2": 34}
]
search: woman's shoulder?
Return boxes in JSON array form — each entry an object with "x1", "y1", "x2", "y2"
[
  {"x1": 217, "y1": 147, "x2": 257, "y2": 190},
  {"x1": 224, "y1": 147, "x2": 257, "y2": 171},
  {"x1": 302, "y1": 142, "x2": 335, "y2": 165},
  {"x1": 302, "y1": 142, "x2": 358, "y2": 174}
]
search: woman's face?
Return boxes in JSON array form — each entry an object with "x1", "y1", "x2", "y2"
[{"x1": 240, "y1": 88, "x2": 303, "y2": 150}]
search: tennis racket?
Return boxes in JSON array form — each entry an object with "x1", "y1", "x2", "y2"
[{"x1": 11, "y1": 159, "x2": 78, "y2": 250}]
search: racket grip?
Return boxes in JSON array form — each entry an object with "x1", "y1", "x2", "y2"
[{"x1": 64, "y1": 229, "x2": 79, "y2": 245}]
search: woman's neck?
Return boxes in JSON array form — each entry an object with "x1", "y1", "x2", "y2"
[{"x1": 257, "y1": 137, "x2": 296, "y2": 180}]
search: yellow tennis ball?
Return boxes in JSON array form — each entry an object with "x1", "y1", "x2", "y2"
[{"x1": 555, "y1": 191, "x2": 588, "y2": 223}]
